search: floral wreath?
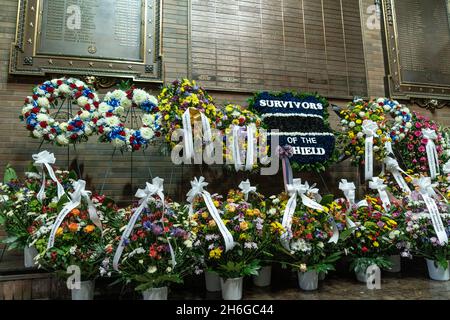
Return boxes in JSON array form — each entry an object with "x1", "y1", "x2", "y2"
[
  {"x1": 95, "y1": 88, "x2": 161, "y2": 151},
  {"x1": 372, "y1": 98, "x2": 412, "y2": 143},
  {"x1": 338, "y1": 98, "x2": 390, "y2": 166},
  {"x1": 20, "y1": 78, "x2": 99, "y2": 145},
  {"x1": 157, "y1": 79, "x2": 221, "y2": 149}
]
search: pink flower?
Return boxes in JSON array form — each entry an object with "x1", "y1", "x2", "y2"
[
  {"x1": 436, "y1": 145, "x2": 443, "y2": 153},
  {"x1": 421, "y1": 138, "x2": 428, "y2": 145},
  {"x1": 415, "y1": 122, "x2": 422, "y2": 129},
  {"x1": 407, "y1": 144, "x2": 414, "y2": 151},
  {"x1": 419, "y1": 157, "x2": 427, "y2": 163},
  {"x1": 418, "y1": 145, "x2": 426, "y2": 153},
  {"x1": 412, "y1": 159, "x2": 418, "y2": 164},
  {"x1": 414, "y1": 131, "x2": 422, "y2": 137}
]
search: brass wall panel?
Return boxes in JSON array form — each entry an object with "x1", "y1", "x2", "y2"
[{"x1": 189, "y1": 0, "x2": 368, "y2": 98}]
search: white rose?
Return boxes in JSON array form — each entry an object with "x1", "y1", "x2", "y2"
[
  {"x1": 80, "y1": 110, "x2": 91, "y2": 120},
  {"x1": 399, "y1": 133, "x2": 405, "y2": 139},
  {"x1": 33, "y1": 130, "x2": 43, "y2": 138},
  {"x1": 58, "y1": 84, "x2": 71, "y2": 94},
  {"x1": 142, "y1": 114, "x2": 155, "y2": 126},
  {"x1": 112, "y1": 138, "x2": 125, "y2": 147},
  {"x1": 140, "y1": 127, "x2": 154, "y2": 140},
  {"x1": 22, "y1": 105, "x2": 33, "y2": 115},
  {"x1": 50, "y1": 79, "x2": 58, "y2": 86},
  {"x1": 395, "y1": 116, "x2": 402, "y2": 123},
  {"x1": 106, "y1": 116, "x2": 121, "y2": 127},
  {"x1": 110, "y1": 90, "x2": 126, "y2": 101},
  {"x1": 36, "y1": 114, "x2": 48, "y2": 123},
  {"x1": 383, "y1": 105, "x2": 391, "y2": 111},
  {"x1": 184, "y1": 239, "x2": 193, "y2": 248},
  {"x1": 77, "y1": 96, "x2": 88, "y2": 107},
  {"x1": 74, "y1": 80, "x2": 85, "y2": 87},
  {"x1": 56, "y1": 135, "x2": 69, "y2": 145},
  {"x1": 121, "y1": 98, "x2": 132, "y2": 109},
  {"x1": 115, "y1": 106, "x2": 125, "y2": 115},
  {"x1": 59, "y1": 122, "x2": 68, "y2": 131},
  {"x1": 98, "y1": 102, "x2": 110, "y2": 114},
  {"x1": 84, "y1": 127, "x2": 92, "y2": 135},
  {"x1": 377, "y1": 97, "x2": 385, "y2": 103},
  {"x1": 166, "y1": 267, "x2": 172, "y2": 273},
  {"x1": 358, "y1": 111, "x2": 365, "y2": 117},
  {"x1": 357, "y1": 132, "x2": 364, "y2": 139},
  {"x1": 37, "y1": 97, "x2": 49, "y2": 107},
  {"x1": 406, "y1": 122, "x2": 412, "y2": 129},
  {"x1": 349, "y1": 121, "x2": 355, "y2": 127},
  {"x1": 132, "y1": 89, "x2": 148, "y2": 105},
  {"x1": 147, "y1": 266, "x2": 157, "y2": 274}
]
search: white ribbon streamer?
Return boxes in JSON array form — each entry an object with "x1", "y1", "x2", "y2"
[
  {"x1": 414, "y1": 177, "x2": 448, "y2": 244},
  {"x1": 245, "y1": 124, "x2": 256, "y2": 171},
  {"x1": 47, "y1": 180, "x2": 101, "y2": 249},
  {"x1": 182, "y1": 108, "x2": 214, "y2": 162},
  {"x1": 186, "y1": 177, "x2": 235, "y2": 251},
  {"x1": 362, "y1": 120, "x2": 378, "y2": 181},
  {"x1": 422, "y1": 129, "x2": 440, "y2": 179},
  {"x1": 112, "y1": 177, "x2": 176, "y2": 271},
  {"x1": 238, "y1": 179, "x2": 257, "y2": 201},
  {"x1": 338, "y1": 179, "x2": 357, "y2": 229},
  {"x1": 32, "y1": 151, "x2": 65, "y2": 202},
  {"x1": 231, "y1": 125, "x2": 243, "y2": 171},
  {"x1": 368, "y1": 177, "x2": 391, "y2": 212},
  {"x1": 281, "y1": 179, "x2": 339, "y2": 250},
  {"x1": 443, "y1": 159, "x2": 450, "y2": 174}
]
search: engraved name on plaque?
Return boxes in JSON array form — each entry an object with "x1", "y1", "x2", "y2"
[{"x1": 38, "y1": 0, "x2": 143, "y2": 61}]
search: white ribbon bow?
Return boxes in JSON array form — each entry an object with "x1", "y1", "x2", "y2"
[
  {"x1": 362, "y1": 120, "x2": 378, "y2": 181},
  {"x1": 187, "y1": 177, "x2": 235, "y2": 251},
  {"x1": 281, "y1": 179, "x2": 339, "y2": 250},
  {"x1": 113, "y1": 177, "x2": 176, "y2": 271},
  {"x1": 414, "y1": 176, "x2": 448, "y2": 245},
  {"x1": 368, "y1": 177, "x2": 391, "y2": 212},
  {"x1": 231, "y1": 125, "x2": 243, "y2": 171},
  {"x1": 238, "y1": 179, "x2": 257, "y2": 201},
  {"x1": 422, "y1": 129, "x2": 440, "y2": 179},
  {"x1": 443, "y1": 160, "x2": 450, "y2": 174},
  {"x1": 384, "y1": 141, "x2": 411, "y2": 194},
  {"x1": 32, "y1": 151, "x2": 65, "y2": 202},
  {"x1": 338, "y1": 179, "x2": 357, "y2": 229},
  {"x1": 245, "y1": 124, "x2": 256, "y2": 171},
  {"x1": 47, "y1": 180, "x2": 101, "y2": 249},
  {"x1": 182, "y1": 108, "x2": 214, "y2": 162}
]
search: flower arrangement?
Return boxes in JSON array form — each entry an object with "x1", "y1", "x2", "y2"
[
  {"x1": 374, "y1": 97, "x2": 412, "y2": 143},
  {"x1": 218, "y1": 104, "x2": 268, "y2": 171},
  {"x1": 345, "y1": 195, "x2": 403, "y2": 273},
  {"x1": 0, "y1": 164, "x2": 74, "y2": 251},
  {"x1": 104, "y1": 199, "x2": 195, "y2": 292},
  {"x1": 95, "y1": 87, "x2": 161, "y2": 151},
  {"x1": 395, "y1": 112, "x2": 449, "y2": 175},
  {"x1": 157, "y1": 79, "x2": 222, "y2": 149},
  {"x1": 30, "y1": 190, "x2": 113, "y2": 281},
  {"x1": 20, "y1": 78, "x2": 100, "y2": 145}
]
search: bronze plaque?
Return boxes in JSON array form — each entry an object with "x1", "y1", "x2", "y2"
[
  {"x1": 189, "y1": 0, "x2": 368, "y2": 99},
  {"x1": 383, "y1": 0, "x2": 450, "y2": 98},
  {"x1": 10, "y1": 0, "x2": 162, "y2": 82}
]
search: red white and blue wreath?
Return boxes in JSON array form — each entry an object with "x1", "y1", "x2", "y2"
[
  {"x1": 20, "y1": 78, "x2": 100, "y2": 145},
  {"x1": 95, "y1": 88, "x2": 162, "y2": 151}
]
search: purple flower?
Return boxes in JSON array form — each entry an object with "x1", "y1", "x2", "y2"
[{"x1": 152, "y1": 224, "x2": 163, "y2": 236}]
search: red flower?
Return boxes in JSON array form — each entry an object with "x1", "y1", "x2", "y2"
[
  {"x1": 70, "y1": 83, "x2": 77, "y2": 89},
  {"x1": 47, "y1": 87, "x2": 54, "y2": 93},
  {"x1": 57, "y1": 80, "x2": 63, "y2": 85},
  {"x1": 31, "y1": 107, "x2": 40, "y2": 114},
  {"x1": 361, "y1": 246, "x2": 368, "y2": 253},
  {"x1": 32, "y1": 94, "x2": 38, "y2": 100},
  {"x1": 88, "y1": 93, "x2": 94, "y2": 99},
  {"x1": 98, "y1": 126, "x2": 104, "y2": 133},
  {"x1": 84, "y1": 104, "x2": 91, "y2": 111},
  {"x1": 93, "y1": 101, "x2": 99, "y2": 107},
  {"x1": 131, "y1": 234, "x2": 138, "y2": 241},
  {"x1": 70, "y1": 134, "x2": 78, "y2": 140},
  {"x1": 132, "y1": 144, "x2": 140, "y2": 151},
  {"x1": 67, "y1": 125, "x2": 75, "y2": 131},
  {"x1": 155, "y1": 132, "x2": 161, "y2": 137},
  {"x1": 50, "y1": 128, "x2": 56, "y2": 134},
  {"x1": 149, "y1": 244, "x2": 158, "y2": 258},
  {"x1": 75, "y1": 120, "x2": 83, "y2": 127},
  {"x1": 306, "y1": 233, "x2": 313, "y2": 240},
  {"x1": 51, "y1": 251, "x2": 58, "y2": 261},
  {"x1": 39, "y1": 121, "x2": 47, "y2": 128}
]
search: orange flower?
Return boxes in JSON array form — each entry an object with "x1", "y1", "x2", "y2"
[
  {"x1": 68, "y1": 223, "x2": 79, "y2": 233},
  {"x1": 83, "y1": 225, "x2": 95, "y2": 233},
  {"x1": 71, "y1": 208, "x2": 80, "y2": 216}
]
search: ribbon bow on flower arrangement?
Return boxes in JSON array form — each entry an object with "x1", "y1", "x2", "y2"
[
  {"x1": 422, "y1": 129, "x2": 440, "y2": 180},
  {"x1": 338, "y1": 179, "x2": 358, "y2": 229},
  {"x1": 413, "y1": 176, "x2": 448, "y2": 245},
  {"x1": 186, "y1": 177, "x2": 235, "y2": 252},
  {"x1": 113, "y1": 177, "x2": 176, "y2": 271},
  {"x1": 47, "y1": 179, "x2": 101, "y2": 249},
  {"x1": 281, "y1": 179, "x2": 339, "y2": 250},
  {"x1": 32, "y1": 150, "x2": 65, "y2": 202},
  {"x1": 238, "y1": 179, "x2": 257, "y2": 201},
  {"x1": 368, "y1": 177, "x2": 391, "y2": 212},
  {"x1": 277, "y1": 145, "x2": 294, "y2": 191},
  {"x1": 362, "y1": 120, "x2": 379, "y2": 181}
]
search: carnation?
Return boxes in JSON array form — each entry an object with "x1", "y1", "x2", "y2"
[
  {"x1": 77, "y1": 96, "x2": 89, "y2": 107},
  {"x1": 98, "y1": 102, "x2": 110, "y2": 114},
  {"x1": 140, "y1": 127, "x2": 154, "y2": 140},
  {"x1": 37, "y1": 97, "x2": 49, "y2": 107},
  {"x1": 132, "y1": 89, "x2": 149, "y2": 105}
]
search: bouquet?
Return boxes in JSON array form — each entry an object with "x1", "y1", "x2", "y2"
[
  {"x1": 345, "y1": 195, "x2": 403, "y2": 273},
  {"x1": 105, "y1": 184, "x2": 195, "y2": 293},
  {"x1": 374, "y1": 97, "x2": 412, "y2": 143},
  {"x1": 0, "y1": 164, "x2": 74, "y2": 251}
]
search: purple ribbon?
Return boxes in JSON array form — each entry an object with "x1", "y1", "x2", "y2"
[{"x1": 277, "y1": 145, "x2": 294, "y2": 192}]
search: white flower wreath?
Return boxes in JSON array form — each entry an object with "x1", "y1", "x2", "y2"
[
  {"x1": 95, "y1": 88, "x2": 162, "y2": 151},
  {"x1": 21, "y1": 78, "x2": 100, "y2": 145}
]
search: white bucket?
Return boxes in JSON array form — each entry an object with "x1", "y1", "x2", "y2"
[
  {"x1": 297, "y1": 270, "x2": 319, "y2": 291},
  {"x1": 71, "y1": 280, "x2": 95, "y2": 300},
  {"x1": 142, "y1": 286, "x2": 168, "y2": 300},
  {"x1": 426, "y1": 259, "x2": 450, "y2": 281},
  {"x1": 205, "y1": 270, "x2": 221, "y2": 292},
  {"x1": 385, "y1": 255, "x2": 401, "y2": 273},
  {"x1": 252, "y1": 265, "x2": 272, "y2": 287},
  {"x1": 23, "y1": 245, "x2": 38, "y2": 268},
  {"x1": 220, "y1": 277, "x2": 243, "y2": 300}
]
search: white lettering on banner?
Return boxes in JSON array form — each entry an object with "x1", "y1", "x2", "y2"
[
  {"x1": 300, "y1": 137, "x2": 317, "y2": 143},
  {"x1": 292, "y1": 146, "x2": 325, "y2": 155},
  {"x1": 287, "y1": 136, "x2": 297, "y2": 144},
  {"x1": 259, "y1": 100, "x2": 323, "y2": 110}
]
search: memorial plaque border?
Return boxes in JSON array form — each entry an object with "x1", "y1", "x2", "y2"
[{"x1": 9, "y1": 0, "x2": 163, "y2": 83}]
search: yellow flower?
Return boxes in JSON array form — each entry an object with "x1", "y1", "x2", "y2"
[
  {"x1": 376, "y1": 129, "x2": 382, "y2": 136},
  {"x1": 208, "y1": 220, "x2": 216, "y2": 228},
  {"x1": 213, "y1": 200, "x2": 220, "y2": 208},
  {"x1": 270, "y1": 222, "x2": 285, "y2": 235},
  {"x1": 373, "y1": 241, "x2": 379, "y2": 247},
  {"x1": 253, "y1": 208, "x2": 261, "y2": 216},
  {"x1": 225, "y1": 204, "x2": 236, "y2": 213},
  {"x1": 348, "y1": 131, "x2": 355, "y2": 139},
  {"x1": 239, "y1": 233, "x2": 247, "y2": 241},
  {"x1": 245, "y1": 209, "x2": 254, "y2": 217},
  {"x1": 356, "y1": 119, "x2": 362, "y2": 124},
  {"x1": 56, "y1": 227, "x2": 63, "y2": 237},
  {"x1": 239, "y1": 221, "x2": 249, "y2": 231},
  {"x1": 356, "y1": 232, "x2": 361, "y2": 238},
  {"x1": 164, "y1": 114, "x2": 170, "y2": 120},
  {"x1": 201, "y1": 212, "x2": 209, "y2": 219},
  {"x1": 232, "y1": 119, "x2": 239, "y2": 125},
  {"x1": 225, "y1": 105, "x2": 234, "y2": 113},
  {"x1": 209, "y1": 247, "x2": 223, "y2": 259}
]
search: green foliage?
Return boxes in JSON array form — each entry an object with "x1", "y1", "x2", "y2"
[
  {"x1": 3, "y1": 164, "x2": 17, "y2": 183},
  {"x1": 349, "y1": 256, "x2": 392, "y2": 273},
  {"x1": 118, "y1": 80, "x2": 133, "y2": 91},
  {"x1": 133, "y1": 273, "x2": 183, "y2": 292},
  {"x1": 320, "y1": 194, "x2": 335, "y2": 206},
  {"x1": 216, "y1": 259, "x2": 260, "y2": 279}
]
